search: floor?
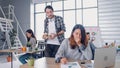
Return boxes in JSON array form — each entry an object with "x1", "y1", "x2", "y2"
[{"x1": 0, "y1": 54, "x2": 22, "y2": 68}]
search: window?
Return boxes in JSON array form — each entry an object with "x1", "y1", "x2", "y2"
[
  {"x1": 76, "y1": 0, "x2": 82, "y2": 8},
  {"x1": 64, "y1": 10, "x2": 75, "y2": 38},
  {"x1": 64, "y1": 0, "x2": 75, "y2": 10},
  {"x1": 35, "y1": 4, "x2": 45, "y2": 12},
  {"x1": 54, "y1": 11, "x2": 63, "y2": 17},
  {"x1": 35, "y1": 13, "x2": 45, "y2": 40},
  {"x1": 52, "y1": 1, "x2": 62, "y2": 11},
  {"x1": 33, "y1": 0, "x2": 98, "y2": 40},
  {"x1": 47, "y1": 2, "x2": 52, "y2": 5},
  {"x1": 77, "y1": 10, "x2": 82, "y2": 24},
  {"x1": 83, "y1": 8, "x2": 98, "y2": 26},
  {"x1": 83, "y1": 0, "x2": 97, "y2": 8}
]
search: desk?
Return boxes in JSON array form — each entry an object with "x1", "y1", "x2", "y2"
[
  {"x1": 0, "y1": 49, "x2": 16, "y2": 68},
  {"x1": 0, "y1": 49, "x2": 44, "y2": 53},
  {"x1": 20, "y1": 58, "x2": 91, "y2": 68},
  {"x1": 0, "y1": 49, "x2": 44, "y2": 68},
  {"x1": 20, "y1": 64, "x2": 34, "y2": 68},
  {"x1": 20, "y1": 57, "x2": 120, "y2": 68}
]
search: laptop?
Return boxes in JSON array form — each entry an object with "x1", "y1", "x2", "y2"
[{"x1": 94, "y1": 47, "x2": 116, "y2": 68}]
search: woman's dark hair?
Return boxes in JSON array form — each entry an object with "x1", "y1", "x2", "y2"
[
  {"x1": 69, "y1": 24, "x2": 87, "y2": 49},
  {"x1": 86, "y1": 32, "x2": 90, "y2": 35},
  {"x1": 26, "y1": 29, "x2": 37, "y2": 43},
  {"x1": 86, "y1": 32, "x2": 90, "y2": 44},
  {"x1": 44, "y1": 5, "x2": 54, "y2": 12}
]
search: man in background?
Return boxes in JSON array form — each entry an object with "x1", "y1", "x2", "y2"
[{"x1": 43, "y1": 5, "x2": 66, "y2": 57}]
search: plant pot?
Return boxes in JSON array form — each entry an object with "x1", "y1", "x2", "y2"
[
  {"x1": 118, "y1": 45, "x2": 120, "y2": 48},
  {"x1": 7, "y1": 56, "x2": 12, "y2": 62},
  {"x1": 22, "y1": 47, "x2": 26, "y2": 52},
  {"x1": 28, "y1": 58, "x2": 34, "y2": 66}
]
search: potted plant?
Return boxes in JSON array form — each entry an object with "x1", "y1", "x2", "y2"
[
  {"x1": 35, "y1": 47, "x2": 38, "y2": 51},
  {"x1": 6, "y1": 29, "x2": 16, "y2": 62},
  {"x1": 26, "y1": 42, "x2": 32, "y2": 51},
  {"x1": 7, "y1": 53, "x2": 11, "y2": 62},
  {"x1": 28, "y1": 57, "x2": 34, "y2": 66},
  {"x1": 9, "y1": 29, "x2": 17, "y2": 47},
  {"x1": 22, "y1": 46, "x2": 26, "y2": 52},
  {"x1": 118, "y1": 45, "x2": 120, "y2": 48}
]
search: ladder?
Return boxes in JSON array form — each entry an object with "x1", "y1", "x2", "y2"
[
  {"x1": 0, "y1": 5, "x2": 27, "y2": 66},
  {"x1": 0, "y1": 6, "x2": 23, "y2": 50}
]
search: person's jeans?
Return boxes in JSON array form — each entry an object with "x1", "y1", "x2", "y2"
[
  {"x1": 19, "y1": 53, "x2": 42, "y2": 64},
  {"x1": 19, "y1": 53, "x2": 32, "y2": 64},
  {"x1": 45, "y1": 44, "x2": 60, "y2": 57}
]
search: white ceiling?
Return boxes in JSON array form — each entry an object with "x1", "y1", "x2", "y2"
[{"x1": 33, "y1": 0, "x2": 65, "y2": 4}]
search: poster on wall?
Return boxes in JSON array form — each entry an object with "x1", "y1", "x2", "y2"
[{"x1": 85, "y1": 27, "x2": 103, "y2": 47}]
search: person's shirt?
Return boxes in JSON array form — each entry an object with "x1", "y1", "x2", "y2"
[
  {"x1": 88, "y1": 42, "x2": 96, "y2": 60},
  {"x1": 28, "y1": 37, "x2": 36, "y2": 48},
  {"x1": 44, "y1": 15, "x2": 66, "y2": 44},
  {"x1": 83, "y1": 43, "x2": 93, "y2": 60},
  {"x1": 47, "y1": 17, "x2": 60, "y2": 45},
  {"x1": 55, "y1": 38, "x2": 94, "y2": 61}
]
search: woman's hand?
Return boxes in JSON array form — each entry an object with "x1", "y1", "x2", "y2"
[
  {"x1": 75, "y1": 38, "x2": 81, "y2": 45},
  {"x1": 60, "y1": 57, "x2": 68, "y2": 64}
]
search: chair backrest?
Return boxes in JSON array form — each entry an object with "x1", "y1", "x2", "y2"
[{"x1": 37, "y1": 40, "x2": 46, "y2": 50}]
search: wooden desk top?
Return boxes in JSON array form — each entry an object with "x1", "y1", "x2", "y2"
[
  {"x1": 0, "y1": 49, "x2": 17, "y2": 53},
  {"x1": 20, "y1": 57, "x2": 117, "y2": 68},
  {"x1": 20, "y1": 64, "x2": 34, "y2": 68},
  {"x1": 0, "y1": 49, "x2": 44, "y2": 54},
  {"x1": 20, "y1": 57, "x2": 92, "y2": 68}
]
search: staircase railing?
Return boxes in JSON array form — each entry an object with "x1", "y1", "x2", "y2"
[
  {"x1": 8, "y1": 5, "x2": 27, "y2": 43},
  {"x1": 0, "y1": 5, "x2": 11, "y2": 49},
  {"x1": 0, "y1": 6, "x2": 8, "y2": 32},
  {"x1": 0, "y1": 5, "x2": 27, "y2": 49}
]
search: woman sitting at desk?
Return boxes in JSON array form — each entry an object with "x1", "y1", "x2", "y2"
[
  {"x1": 19, "y1": 29, "x2": 37, "y2": 64},
  {"x1": 86, "y1": 32, "x2": 96, "y2": 60},
  {"x1": 55, "y1": 24, "x2": 95, "y2": 64}
]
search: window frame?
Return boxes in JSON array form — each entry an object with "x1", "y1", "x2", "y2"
[{"x1": 33, "y1": 0, "x2": 98, "y2": 40}]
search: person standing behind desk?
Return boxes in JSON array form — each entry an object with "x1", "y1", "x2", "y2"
[
  {"x1": 19, "y1": 29, "x2": 37, "y2": 64},
  {"x1": 86, "y1": 32, "x2": 96, "y2": 60},
  {"x1": 42, "y1": 5, "x2": 66, "y2": 58}
]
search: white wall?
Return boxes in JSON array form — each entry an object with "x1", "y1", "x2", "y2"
[{"x1": 12, "y1": 0, "x2": 31, "y2": 45}]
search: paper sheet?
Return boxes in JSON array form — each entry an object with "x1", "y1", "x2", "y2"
[{"x1": 61, "y1": 62, "x2": 81, "y2": 68}]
